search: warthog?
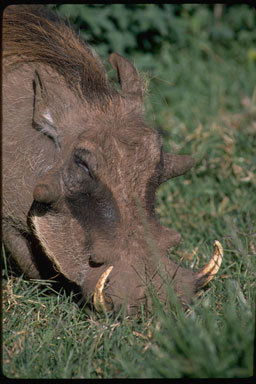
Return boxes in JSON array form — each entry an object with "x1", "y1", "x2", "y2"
[{"x1": 2, "y1": 5, "x2": 223, "y2": 314}]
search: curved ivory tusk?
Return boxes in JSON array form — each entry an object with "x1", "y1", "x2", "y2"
[
  {"x1": 196, "y1": 240, "x2": 223, "y2": 287},
  {"x1": 93, "y1": 266, "x2": 113, "y2": 312}
]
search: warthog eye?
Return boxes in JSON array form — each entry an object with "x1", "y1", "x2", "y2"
[{"x1": 74, "y1": 153, "x2": 92, "y2": 178}]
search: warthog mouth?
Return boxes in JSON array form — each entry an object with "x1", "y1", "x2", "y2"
[{"x1": 93, "y1": 240, "x2": 223, "y2": 312}]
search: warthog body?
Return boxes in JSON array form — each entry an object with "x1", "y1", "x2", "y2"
[{"x1": 3, "y1": 5, "x2": 222, "y2": 314}]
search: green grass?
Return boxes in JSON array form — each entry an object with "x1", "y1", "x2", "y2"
[
  {"x1": 2, "y1": 248, "x2": 255, "y2": 378},
  {"x1": 2, "y1": 4, "x2": 256, "y2": 378}
]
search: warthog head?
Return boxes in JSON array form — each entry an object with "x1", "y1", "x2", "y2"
[
  {"x1": 3, "y1": 5, "x2": 223, "y2": 315},
  {"x1": 30, "y1": 53, "x2": 222, "y2": 314}
]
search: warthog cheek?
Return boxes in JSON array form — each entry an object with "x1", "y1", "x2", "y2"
[{"x1": 31, "y1": 215, "x2": 87, "y2": 285}]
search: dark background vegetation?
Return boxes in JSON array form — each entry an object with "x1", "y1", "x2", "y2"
[{"x1": 3, "y1": 4, "x2": 256, "y2": 378}]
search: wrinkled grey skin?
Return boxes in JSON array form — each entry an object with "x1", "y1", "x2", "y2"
[{"x1": 3, "y1": 5, "x2": 203, "y2": 314}]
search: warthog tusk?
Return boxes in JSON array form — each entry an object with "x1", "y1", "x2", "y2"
[
  {"x1": 196, "y1": 240, "x2": 223, "y2": 287},
  {"x1": 93, "y1": 266, "x2": 113, "y2": 312}
]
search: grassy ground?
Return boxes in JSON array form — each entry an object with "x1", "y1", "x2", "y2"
[{"x1": 2, "y1": 5, "x2": 256, "y2": 379}]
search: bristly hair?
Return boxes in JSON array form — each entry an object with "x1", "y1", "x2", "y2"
[{"x1": 3, "y1": 5, "x2": 113, "y2": 101}]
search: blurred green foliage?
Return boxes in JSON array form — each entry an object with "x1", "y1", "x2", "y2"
[
  {"x1": 48, "y1": 4, "x2": 256, "y2": 129},
  {"x1": 48, "y1": 4, "x2": 256, "y2": 56}
]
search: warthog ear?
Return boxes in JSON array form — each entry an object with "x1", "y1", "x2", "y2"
[
  {"x1": 160, "y1": 153, "x2": 194, "y2": 183},
  {"x1": 32, "y1": 70, "x2": 60, "y2": 149},
  {"x1": 109, "y1": 52, "x2": 143, "y2": 104}
]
